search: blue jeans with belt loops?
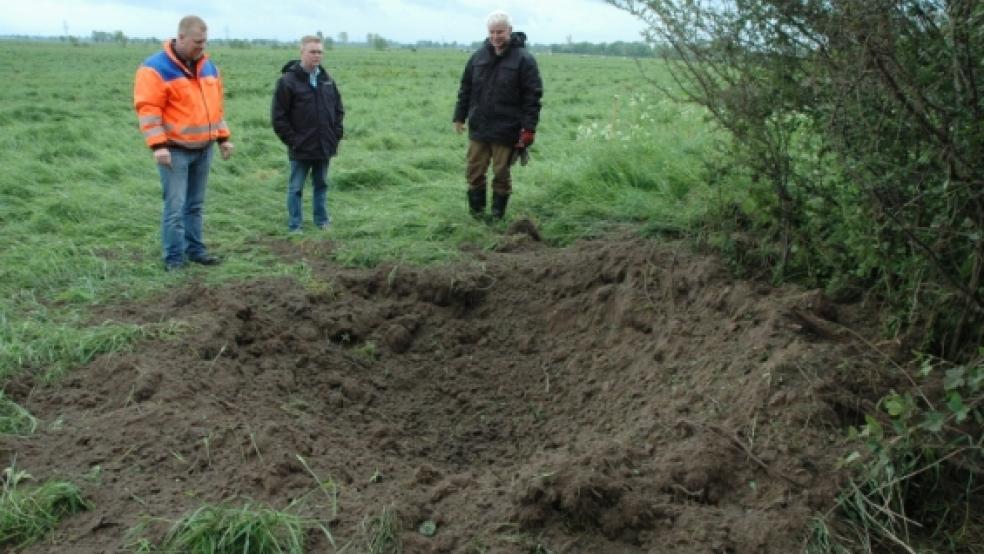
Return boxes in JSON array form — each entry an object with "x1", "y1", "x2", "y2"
[
  {"x1": 157, "y1": 145, "x2": 212, "y2": 265},
  {"x1": 287, "y1": 159, "x2": 330, "y2": 231}
]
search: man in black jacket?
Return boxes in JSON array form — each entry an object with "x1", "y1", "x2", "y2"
[
  {"x1": 272, "y1": 35, "x2": 345, "y2": 232},
  {"x1": 453, "y1": 11, "x2": 544, "y2": 220}
]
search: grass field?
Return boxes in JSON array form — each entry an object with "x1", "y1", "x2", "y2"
[
  {"x1": 0, "y1": 41, "x2": 717, "y2": 379},
  {"x1": 3, "y1": 39, "x2": 980, "y2": 554}
]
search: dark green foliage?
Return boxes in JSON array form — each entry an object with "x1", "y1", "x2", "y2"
[
  {"x1": 610, "y1": 0, "x2": 984, "y2": 359},
  {"x1": 835, "y1": 356, "x2": 984, "y2": 552},
  {"x1": 608, "y1": 1, "x2": 984, "y2": 550}
]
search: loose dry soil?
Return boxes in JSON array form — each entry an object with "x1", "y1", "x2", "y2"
[{"x1": 3, "y1": 228, "x2": 891, "y2": 553}]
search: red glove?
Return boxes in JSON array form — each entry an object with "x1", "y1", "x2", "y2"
[{"x1": 516, "y1": 129, "x2": 536, "y2": 148}]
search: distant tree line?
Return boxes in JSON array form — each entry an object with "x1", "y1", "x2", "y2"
[
  {"x1": 546, "y1": 40, "x2": 658, "y2": 57},
  {"x1": 89, "y1": 30, "x2": 128, "y2": 46},
  {"x1": 1, "y1": 32, "x2": 664, "y2": 58}
]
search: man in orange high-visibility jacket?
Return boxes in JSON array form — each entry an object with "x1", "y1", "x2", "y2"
[{"x1": 134, "y1": 15, "x2": 234, "y2": 272}]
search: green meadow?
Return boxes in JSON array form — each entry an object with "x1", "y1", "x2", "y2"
[{"x1": 0, "y1": 41, "x2": 717, "y2": 379}]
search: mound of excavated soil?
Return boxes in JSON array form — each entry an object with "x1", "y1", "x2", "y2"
[{"x1": 3, "y1": 233, "x2": 884, "y2": 553}]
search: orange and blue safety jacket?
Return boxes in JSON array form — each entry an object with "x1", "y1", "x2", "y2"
[{"x1": 134, "y1": 40, "x2": 231, "y2": 150}]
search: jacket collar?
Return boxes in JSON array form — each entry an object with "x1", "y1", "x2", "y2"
[{"x1": 165, "y1": 39, "x2": 204, "y2": 76}]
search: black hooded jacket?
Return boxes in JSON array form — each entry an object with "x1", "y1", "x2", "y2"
[
  {"x1": 453, "y1": 32, "x2": 543, "y2": 146},
  {"x1": 271, "y1": 60, "x2": 345, "y2": 160}
]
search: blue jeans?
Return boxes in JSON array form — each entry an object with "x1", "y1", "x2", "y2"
[
  {"x1": 287, "y1": 159, "x2": 330, "y2": 231},
  {"x1": 157, "y1": 146, "x2": 213, "y2": 264}
]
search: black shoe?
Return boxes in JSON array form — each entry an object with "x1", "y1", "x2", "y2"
[
  {"x1": 188, "y1": 254, "x2": 221, "y2": 266},
  {"x1": 164, "y1": 261, "x2": 184, "y2": 272}
]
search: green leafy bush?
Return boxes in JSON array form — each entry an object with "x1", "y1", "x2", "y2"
[
  {"x1": 821, "y1": 356, "x2": 983, "y2": 551},
  {"x1": 609, "y1": 0, "x2": 984, "y2": 357}
]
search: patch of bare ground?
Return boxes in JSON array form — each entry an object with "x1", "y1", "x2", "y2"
[{"x1": 3, "y1": 232, "x2": 888, "y2": 553}]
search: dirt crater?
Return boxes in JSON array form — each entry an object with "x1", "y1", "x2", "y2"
[{"x1": 4, "y1": 234, "x2": 880, "y2": 553}]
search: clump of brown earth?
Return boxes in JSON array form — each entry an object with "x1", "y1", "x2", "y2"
[{"x1": 3, "y1": 231, "x2": 888, "y2": 553}]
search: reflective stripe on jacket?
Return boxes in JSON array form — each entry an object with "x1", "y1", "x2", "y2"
[{"x1": 133, "y1": 40, "x2": 231, "y2": 149}]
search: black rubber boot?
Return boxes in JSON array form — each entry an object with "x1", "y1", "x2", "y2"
[
  {"x1": 467, "y1": 189, "x2": 486, "y2": 218},
  {"x1": 491, "y1": 192, "x2": 509, "y2": 220}
]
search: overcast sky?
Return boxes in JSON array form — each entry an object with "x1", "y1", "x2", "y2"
[{"x1": 0, "y1": 0, "x2": 647, "y2": 44}]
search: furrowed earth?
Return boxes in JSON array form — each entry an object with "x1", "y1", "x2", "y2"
[{"x1": 3, "y1": 228, "x2": 887, "y2": 553}]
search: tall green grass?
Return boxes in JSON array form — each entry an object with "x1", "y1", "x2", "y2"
[{"x1": 0, "y1": 42, "x2": 719, "y2": 379}]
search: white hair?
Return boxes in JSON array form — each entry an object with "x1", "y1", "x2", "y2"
[{"x1": 486, "y1": 10, "x2": 512, "y2": 29}]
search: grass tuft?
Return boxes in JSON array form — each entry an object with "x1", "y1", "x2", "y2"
[
  {"x1": 363, "y1": 505, "x2": 403, "y2": 554},
  {"x1": 0, "y1": 391, "x2": 38, "y2": 435},
  {"x1": 156, "y1": 503, "x2": 318, "y2": 554},
  {"x1": 804, "y1": 515, "x2": 854, "y2": 554},
  {"x1": 0, "y1": 466, "x2": 90, "y2": 549},
  {"x1": 333, "y1": 166, "x2": 407, "y2": 190}
]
